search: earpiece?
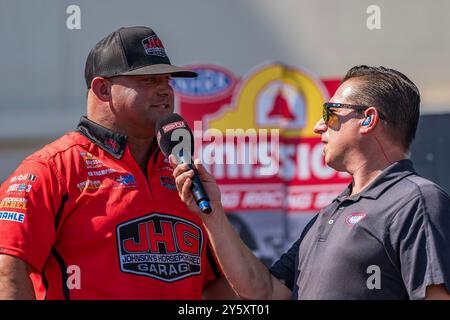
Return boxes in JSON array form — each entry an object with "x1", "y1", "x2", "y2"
[{"x1": 362, "y1": 115, "x2": 372, "y2": 126}]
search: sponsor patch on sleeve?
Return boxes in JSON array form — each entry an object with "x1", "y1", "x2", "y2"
[
  {"x1": 0, "y1": 197, "x2": 28, "y2": 210},
  {"x1": 0, "y1": 211, "x2": 26, "y2": 223}
]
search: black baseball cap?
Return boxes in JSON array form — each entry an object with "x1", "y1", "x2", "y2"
[{"x1": 85, "y1": 26, "x2": 197, "y2": 88}]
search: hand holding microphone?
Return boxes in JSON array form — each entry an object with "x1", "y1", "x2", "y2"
[{"x1": 156, "y1": 113, "x2": 221, "y2": 215}]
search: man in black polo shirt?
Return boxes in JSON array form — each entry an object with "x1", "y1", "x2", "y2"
[{"x1": 171, "y1": 65, "x2": 450, "y2": 299}]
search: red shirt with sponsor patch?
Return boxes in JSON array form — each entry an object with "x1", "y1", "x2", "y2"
[{"x1": 0, "y1": 117, "x2": 221, "y2": 299}]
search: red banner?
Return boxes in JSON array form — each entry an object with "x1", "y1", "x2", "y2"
[{"x1": 172, "y1": 62, "x2": 349, "y2": 212}]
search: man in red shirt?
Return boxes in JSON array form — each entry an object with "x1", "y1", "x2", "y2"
[{"x1": 0, "y1": 26, "x2": 234, "y2": 300}]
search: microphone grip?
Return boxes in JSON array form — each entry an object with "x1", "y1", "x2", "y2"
[
  {"x1": 175, "y1": 153, "x2": 212, "y2": 214},
  {"x1": 184, "y1": 162, "x2": 212, "y2": 214}
]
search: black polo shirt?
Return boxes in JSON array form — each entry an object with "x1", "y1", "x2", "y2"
[{"x1": 270, "y1": 159, "x2": 450, "y2": 299}]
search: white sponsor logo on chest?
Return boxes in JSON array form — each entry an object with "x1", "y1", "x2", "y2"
[{"x1": 345, "y1": 213, "x2": 367, "y2": 225}]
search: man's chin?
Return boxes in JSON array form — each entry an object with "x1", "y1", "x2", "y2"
[{"x1": 325, "y1": 157, "x2": 346, "y2": 172}]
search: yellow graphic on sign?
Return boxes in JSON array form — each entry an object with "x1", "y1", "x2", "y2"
[{"x1": 209, "y1": 63, "x2": 328, "y2": 138}]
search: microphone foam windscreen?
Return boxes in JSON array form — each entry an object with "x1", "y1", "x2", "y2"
[{"x1": 155, "y1": 113, "x2": 194, "y2": 158}]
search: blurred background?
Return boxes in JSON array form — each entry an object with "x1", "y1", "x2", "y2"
[{"x1": 1, "y1": 0, "x2": 449, "y2": 266}]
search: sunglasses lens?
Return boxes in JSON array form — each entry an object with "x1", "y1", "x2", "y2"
[{"x1": 322, "y1": 106, "x2": 328, "y2": 123}]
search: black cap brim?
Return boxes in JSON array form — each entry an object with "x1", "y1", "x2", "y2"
[{"x1": 119, "y1": 64, "x2": 197, "y2": 78}]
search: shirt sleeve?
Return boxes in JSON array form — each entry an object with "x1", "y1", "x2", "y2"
[
  {"x1": 268, "y1": 238, "x2": 300, "y2": 291},
  {"x1": 203, "y1": 243, "x2": 223, "y2": 286},
  {"x1": 387, "y1": 183, "x2": 450, "y2": 300},
  {"x1": 0, "y1": 158, "x2": 66, "y2": 272}
]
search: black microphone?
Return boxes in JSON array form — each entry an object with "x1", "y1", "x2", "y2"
[{"x1": 155, "y1": 113, "x2": 212, "y2": 214}]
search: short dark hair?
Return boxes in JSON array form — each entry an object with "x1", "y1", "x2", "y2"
[{"x1": 342, "y1": 65, "x2": 420, "y2": 150}]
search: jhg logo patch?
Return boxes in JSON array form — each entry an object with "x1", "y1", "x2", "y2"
[
  {"x1": 116, "y1": 213, "x2": 203, "y2": 282},
  {"x1": 104, "y1": 138, "x2": 120, "y2": 153},
  {"x1": 141, "y1": 34, "x2": 166, "y2": 57}
]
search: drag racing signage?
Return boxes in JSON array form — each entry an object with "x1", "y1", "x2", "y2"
[{"x1": 172, "y1": 62, "x2": 350, "y2": 213}]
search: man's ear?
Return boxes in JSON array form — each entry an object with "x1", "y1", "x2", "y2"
[
  {"x1": 90, "y1": 77, "x2": 111, "y2": 102},
  {"x1": 361, "y1": 115, "x2": 372, "y2": 126},
  {"x1": 360, "y1": 107, "x2": 379, "y2": 133}
]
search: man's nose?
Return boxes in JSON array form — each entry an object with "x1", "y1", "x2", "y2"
[{"x1": 313, "y1": 118, "x2": 327, "y2": 135}]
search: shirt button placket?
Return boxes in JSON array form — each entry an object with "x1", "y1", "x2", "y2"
[{"x1": 319, "y1": 204, "x2": 342, "y2": 241}]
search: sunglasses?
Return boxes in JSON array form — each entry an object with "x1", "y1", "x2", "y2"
[{"x1": 322, "y1": 102, "x2": 371, "y2": 125}]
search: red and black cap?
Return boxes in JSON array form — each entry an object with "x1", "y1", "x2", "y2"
[{"x1": 84, "y1": 26, "x2": 197, "y2": 88}]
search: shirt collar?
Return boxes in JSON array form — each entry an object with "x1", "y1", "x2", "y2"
[
  {"x1": 334, "y1": 159, "x2": 416, "y2": 203},
  {"x1": 76, "y1": 116, "x2": 127, "y2": 159}
]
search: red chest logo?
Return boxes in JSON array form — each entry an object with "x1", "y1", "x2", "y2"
[
  {"x1": 116, "y1": 213, "x2": 203, "y2": 282},
  {"x1": 104, "y1": 138, "x2": 120, "y2": 153}
]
